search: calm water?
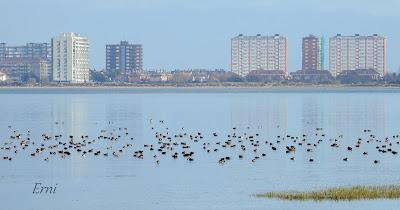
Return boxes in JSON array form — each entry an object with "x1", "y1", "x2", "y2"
[{"x1": 1, "y1": 87, "x2": 400, "y2": 210}]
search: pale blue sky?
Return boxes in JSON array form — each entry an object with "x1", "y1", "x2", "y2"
[{"x1": 1, "y1": 0, "x2": 399, "y2": 72}]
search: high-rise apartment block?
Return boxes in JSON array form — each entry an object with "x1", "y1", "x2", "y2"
[
  {"x1": 231, "y1": 34, "x2": 288, "y2": 77},
  {"x1": 302, "y1": 35, "x2": 324, "y2": 70},
  {"x1": 52, "y1": 32, "x2": 89, "y2": 83},
  {"x1": 0, "y1": 43, "x2": 52, "y2": 81},
  {"x1": 106, "y1": 41, "x2": 143, "y2": 75},
  {"x1": 0, "y1": 43, "x2": 51, "y2": 60},
  {"x1": 329, "y1": 34, "x2": 386, "y2": 77}
]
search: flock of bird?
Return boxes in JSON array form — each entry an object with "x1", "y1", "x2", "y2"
[{"x1": 1, "y1": 120, "x2": 399, "y2": 166}]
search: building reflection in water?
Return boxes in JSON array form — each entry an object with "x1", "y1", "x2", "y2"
[
  {"x1": 299, "y1": 93, "x2": 387, "y2": 138},
  {"x1": 50, "y1": 94, "x2": 89, "y2": 138},
  {"x1": 230, "y1": 94, "x2": 288, "y2": 137},
  {"x1": 105, "y1": 97, "x2": 143, "y2": 136},
  {"x1": 301, "y1": 95, "x2": 321, "y2": 134},
  {"x1": 48, "y1": 94, "x2": 145, "y2": 178},
  {"x1": 328, "y1": 94, "x2": 386, "y2": 138},
  {"x1": 47, "y1": 94, "x2": 89, "y2": 178}
]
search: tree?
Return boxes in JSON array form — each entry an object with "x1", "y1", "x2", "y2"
[
  {"x1": 172, "y1": 72, "x2": 192, "y2": 83},
  {"x1": 224, "y1": 72, "x2": 244, "y2": 82},
  {"x1": 90, "y1": 70, "x2": 108, "y2": 82},
  {"x1": 383, "y1": 72, "x2": 397, "y2": 83},
  {"x1": 106, "y1": 69, "x2": 122, "y2": 82}
]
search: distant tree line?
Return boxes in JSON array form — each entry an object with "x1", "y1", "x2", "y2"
[{"x1": 88, "y1": 69, "x2": 400, "y2": 85}]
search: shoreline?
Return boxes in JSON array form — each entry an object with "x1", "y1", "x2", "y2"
[{"x1": 1, "y1": 83, "x2": 400, "y2": 90}]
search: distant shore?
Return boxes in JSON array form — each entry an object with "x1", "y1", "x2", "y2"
[{"x1": 1, "y1": 82, "x2": 400, "y2": 90}]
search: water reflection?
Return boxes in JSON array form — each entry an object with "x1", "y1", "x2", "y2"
[
  {"x1": 328, "y1": 94, "x2": 386, "y2": 138},
  {"x1": 230, "y1": 94, "x2": 288, "y2": 135},
  {"x1": 0, "y1": 89, "x2": 400, "y2": 210},
  {"x1": 51, "y1": 95, "x2": 89, "y2": 137},
  {"x1": 302, "y1": 95, "x2": 321, "y2": 132}
]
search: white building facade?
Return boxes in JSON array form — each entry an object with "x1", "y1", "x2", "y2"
[
  {"x1": 0, "y1": 72, "x2": 6, "y2": 81},
  {"x1": 52, "y1": 33, "x2": 89, "y2": 83},
  {"x1": 231, "y1": 34, "x2": 288, "y2": 77},
  {"x1": 329, "y1": 34, "x2": 386, "y2": 77}
]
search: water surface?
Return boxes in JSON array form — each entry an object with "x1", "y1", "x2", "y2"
[{"x1": 0, "y1": 87, "x2": 400, "y2": 210}]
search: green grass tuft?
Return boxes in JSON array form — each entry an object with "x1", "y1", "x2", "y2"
[{"x1": 255, "y1": 185, "x2": 400, "y2": 201}]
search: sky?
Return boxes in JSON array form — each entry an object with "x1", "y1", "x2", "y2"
[{"x1": 0, "y1": 0, "x2": 399, "y2": 72}]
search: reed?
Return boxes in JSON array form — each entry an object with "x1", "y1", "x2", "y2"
[{"x1": 255, "y1": 185, "x2": 400, "y2": 201}]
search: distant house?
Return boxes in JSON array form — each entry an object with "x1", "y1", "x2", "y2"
[
  {"x1": 159, "y1": 73, "x2": 172, "y2": 82},
  {"x1": 0, "y1": 72, "x2": 6, "y2": 81},
  {"x1": 147, "y1": 72, "x2": 172, "y2": 82},
  {"x1": 246, "y1": 70, "x2": 286, "y2": 82},
  {"x1": 128, "y1": 71, "x2": 172, "y2": 83},
  {"x1": 171, "y1": 71, "x2": 192, "y2": 83},
  {"x1": 127, "y1": 73, "x2": 141, "y2": 83},
  {"x1": 191, "y1": 71, "x2": 210, "y2": 83},
  {"x1": 336, "y1": 69, "x2": 380, "y2": 83},
  {"x1": 290, "y1": 70, "x2": 333, "y2": 83}
]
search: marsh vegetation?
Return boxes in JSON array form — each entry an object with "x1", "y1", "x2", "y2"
[{"x1": 256, "y1": 185, "x2": 400, "y2": 201}]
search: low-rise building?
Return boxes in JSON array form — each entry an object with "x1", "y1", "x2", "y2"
[
  {"x1": 190, "y1": 71, "x2": 211, "y2": 83},
  {"x1": 0, "y1": 72, "x2": 6, "y2": 81},
  {"x1": 336, "y1": 69, "x2": 380, "y2": 83},
  {"x1": 170, "y1": 69, "x2": 233, "y2": 83},
  {"x1": 246, "y1": 70, "x2": 286, "y2": 82},
  {"x1": 160, "y1": 73, "x2": 172, "y2": 82},
  {"x1": 127, "y1": 73, "x2": 141, "y2": 83},
  {"x1": 0, "y1": 42, "x2": 52, "y2": 80},
  {"x1": 290, "y1": 70, "x2": 333, "y2": 83},
  {"x1": 127, "y1": 71, "x2": 172, "y2": 83},
  {"x1": 0, "y1": 58, "x2": 49, "y2": 82},
  {"x1": 171, "y1": 71, "x2": 192, "y2": 83},
  {"x1": 146, "y1": 72, "x2": 172, "y2": 82}
]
